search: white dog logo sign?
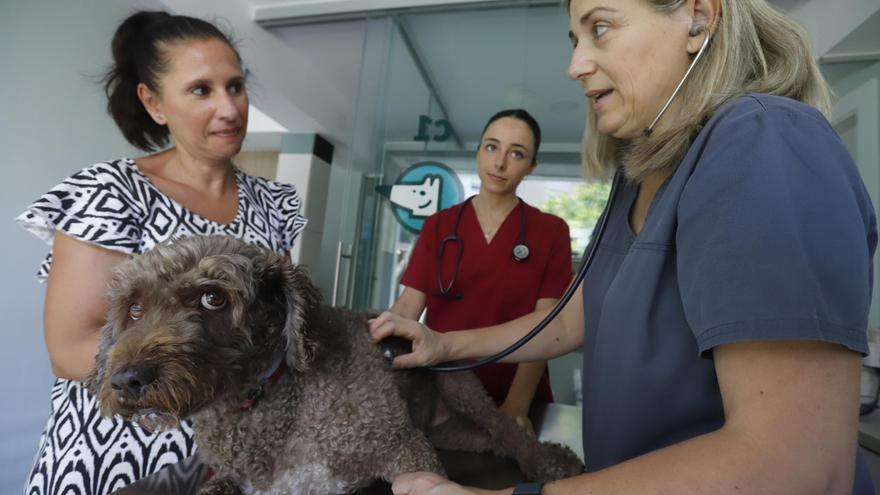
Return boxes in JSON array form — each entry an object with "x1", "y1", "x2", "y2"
[
  {"x1": 376, "y1": 161, "x2": 464, "y2": 234},
  {"x1": 387, "y1": 175, "x2": 441, "y2": 218}
]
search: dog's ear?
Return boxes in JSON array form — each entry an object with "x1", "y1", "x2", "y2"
[
  {"x1": 84, "y1": 321, "x2": 115, "y2": 397},
  {"x1": 258, "y1": 254, "x2": 321, "y2": 371},
  {"x1": 84, "y1": 263, "x2": 132, "y2": 397}
]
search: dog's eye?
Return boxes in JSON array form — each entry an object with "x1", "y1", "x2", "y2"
[
  {"x1": 200, "y1": 291, "x2": 227, "y2": 311},
  {"x1": 128, "y1": 303, "x2": 145, "y2": 321}
]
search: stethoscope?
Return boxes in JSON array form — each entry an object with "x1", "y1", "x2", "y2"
[
  {"x1": 426, "y1": 169, "x2": 622, "y2": 372},
  {"x1": 433, "y1": 195, "x2": 530, "y2": 300}
]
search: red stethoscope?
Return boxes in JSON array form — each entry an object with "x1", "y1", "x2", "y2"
[{"x1": 433, "y1": 195, "x2": 530, "y2": 299}]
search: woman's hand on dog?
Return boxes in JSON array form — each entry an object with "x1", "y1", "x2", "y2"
[
  {"x1": 369, "y1": 312, "x2": 449, "y2": 368},
  {"x1": 499, "y1": 402, "x2": 536, "y2": 438},
  {"x1": 391, "y1": 472, "x2": 499, "y2": 495}
]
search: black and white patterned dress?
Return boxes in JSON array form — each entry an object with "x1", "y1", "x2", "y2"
[{"x1": 16, "y1": 158, "x2": 308, "y2": 495}]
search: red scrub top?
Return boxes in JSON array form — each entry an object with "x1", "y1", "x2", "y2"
[{"x1": 401, "y1": 198, "x2": 572, "y2": 405}]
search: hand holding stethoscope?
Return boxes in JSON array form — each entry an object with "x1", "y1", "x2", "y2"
[{"x1": 374, "y1": 170, "x2": 622, "y2": 371}]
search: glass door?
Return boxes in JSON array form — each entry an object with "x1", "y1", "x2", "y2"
[{"x1": 344, "y1": 4, "x2": 595, "y2": 313}]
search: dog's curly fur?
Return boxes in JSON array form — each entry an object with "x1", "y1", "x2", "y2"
[{"x1": 86, "y1": 235, "x2": 584, "y2": 495}]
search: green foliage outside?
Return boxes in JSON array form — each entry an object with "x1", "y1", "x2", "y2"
[{"x1": 539, "y1": 180, "x2": 612, "y2": 254}]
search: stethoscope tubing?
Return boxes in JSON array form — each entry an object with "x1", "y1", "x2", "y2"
[
  {"x1": 435, "y1": 195, "x2": 529, "y2": 298},
  {"x1": 425, "y1": 170, "x2": 622, "y2": 372}
]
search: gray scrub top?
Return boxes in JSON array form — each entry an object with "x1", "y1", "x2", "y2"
[{"x1": 580, "y1": 94, "x2": 877, "y2": 492}]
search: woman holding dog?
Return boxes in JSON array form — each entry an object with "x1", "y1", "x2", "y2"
[
  {"x1": 388, "y1": 109, "x2": 572, "y2": 436},
  {"x1": 16, "y1": 11, "x2": 306, "y2": 495},
  {"x1": 371, "y1": 0, "x2": 877, "y2": 493}
]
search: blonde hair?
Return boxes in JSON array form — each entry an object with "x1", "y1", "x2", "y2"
[{"x1": 567, "y1": 0, "x2": 832, "y2": 181}]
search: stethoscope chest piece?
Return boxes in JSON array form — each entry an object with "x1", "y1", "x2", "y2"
[{"x1": 512, "y1": 243, "x2": 530, "y2": 262}]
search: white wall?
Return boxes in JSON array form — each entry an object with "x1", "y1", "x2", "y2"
[
  {"x1": 0, "y1": 1, "x2": 148, "y2": 492},
  {"x1": 789, "y1": 0, "x2": 880, "y2": 58}
]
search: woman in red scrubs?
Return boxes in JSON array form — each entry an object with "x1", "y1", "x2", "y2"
[{"x1": 389, "y1": 109, "x2": 572, "y2": 435}]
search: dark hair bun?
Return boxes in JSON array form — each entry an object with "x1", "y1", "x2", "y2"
[{"x1": 110, "y1": 11, "x2": 170, "y2": 78}]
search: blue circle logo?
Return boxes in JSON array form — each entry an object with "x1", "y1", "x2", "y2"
[{"x1": 376, "y1": 161, "x2": 464, "y2": 234}]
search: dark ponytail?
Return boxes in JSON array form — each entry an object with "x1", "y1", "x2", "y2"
[{"x1": 102, "y1": 11, "x2": 241, "y2": 151}]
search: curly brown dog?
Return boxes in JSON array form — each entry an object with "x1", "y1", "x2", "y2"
[{"x1": 86, "y1": 235, "x2": 583, "y2": 495}]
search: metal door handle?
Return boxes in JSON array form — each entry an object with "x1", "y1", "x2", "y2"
[{"x1": 332, "y1": 242, "x2": 353, "y2": 306}]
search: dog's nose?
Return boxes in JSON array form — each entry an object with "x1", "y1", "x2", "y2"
[{"x1": 110, "y1": 365, "x2": 158, "y2": 400}]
